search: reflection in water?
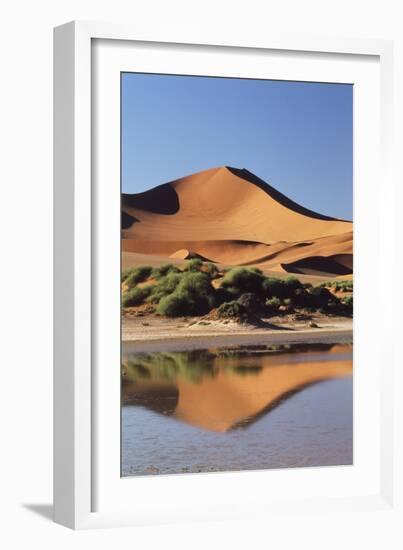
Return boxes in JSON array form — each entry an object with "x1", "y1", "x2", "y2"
[{"x1": 121, "y1": 343, "x2": 353, "y2": 476}]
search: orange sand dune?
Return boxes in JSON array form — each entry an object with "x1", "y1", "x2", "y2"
[{"x1": 122, "y1": 166, "x2": 353, "y2": 277}]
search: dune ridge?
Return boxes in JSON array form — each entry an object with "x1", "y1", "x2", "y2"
[{"x1": 122, "y1": 166, "x2": 353, "y2": 277}]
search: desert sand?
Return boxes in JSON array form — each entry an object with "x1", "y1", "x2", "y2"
[
  {"x1": 122, "y1": 315, "x2": 352, "y2": 349},
  {"x1": 122, "y1": 166, "x2": 353, "y2": 278}
]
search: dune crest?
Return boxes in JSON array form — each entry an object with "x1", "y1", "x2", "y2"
[{"x1": 122, "y1": 166, "x2": 353, "y2": 277}]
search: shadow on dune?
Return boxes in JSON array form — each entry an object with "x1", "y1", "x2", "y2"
[
  {"x1": 227, "y1": 167, "x2": 350, "y2": 222},
  {"x1": 122, "y1": 210, "x2": 139, "y2": 229},
  {"x1": 332, "y1": 253, "x2": 353, "y2": 271},
  {"x1": 282, "y1": 255, "x2": 352, "y2": 277},
  {"x1": 120, "y1": 166, "x2": 353, "y2": 278},
  {"x1": 122, "y1": 182, "x2": 180, "y2": 215}
]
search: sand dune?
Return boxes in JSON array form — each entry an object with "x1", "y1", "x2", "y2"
[{"x1": 122, "y1": 166, "x2": 353, "y2": 277}]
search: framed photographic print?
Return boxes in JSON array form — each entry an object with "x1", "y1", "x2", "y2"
[{"x1": 54, "y1": 21, "x2": 397, "y2": 529}]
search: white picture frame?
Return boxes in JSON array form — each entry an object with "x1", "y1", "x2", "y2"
[{"x1": 54, "y1": 20, "x2": 397, "y2": 530}]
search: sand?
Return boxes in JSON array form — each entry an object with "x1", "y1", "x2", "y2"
[
  {"x1": 122, "y1": 315, "x2": 352, "y2": 349},
  {"x1": 122, "y1": 166, "x2": 353, "y2": 278}
]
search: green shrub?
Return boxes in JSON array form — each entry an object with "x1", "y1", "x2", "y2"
[
  {"x1": 204, "y1": 262, "x2": 219, "y2": 278},
  {"x1": 293, "y1": 288, "x2": 315, "y2": 308},
  {"x1": 308, "y1": 286, "x2": 335, "y2": 308},
  {"x1": 184, "y1": 258, "x2": 203, "y2": 272},
  {"x1": 122, "y1": 286, "x2": 150, "y2": 307},
  {"x1": 309, "y1": 286, "x2": 333, "y2": 298},
  {"x1": 266, "y1": 296, "x2": 281, "y2": 309},
  {"x1": 121, "y1": 268, "x2": 133, "y2": 282},
  {"x1": 237, "y1": 292, "x2": 263, "y2": 314},
  {"x1": 319, "y1": 280, "x2": 353, "y2": 292},
  {"x1": 157, "y1": 292, "x2": 194, "y2": 317},
  {"x1": 175, "y1": 272, "x2": 216, "y2": 311},
  {"x1": 262, "y1": 277, "x2": 284, "y2": 298},
  {"x1": 262, "y1": 277, "x2": 299, "y2": 299},
  {"x1": 284, "y1": 276, "x2": 303, "y2": 290},
  {"x1": 125, "y1": 266, "x2": 152, "y2": 288},
  {"x1": 217, "y1": 300, "x2": 247, "y2": 319},
  {"x1": 155, "y1": 272, "x2": 216, "y2": 317},
  {"x1": 249, "y1": 267, "x2": 263, "y2": 275},
  {"x1": 147, "y1": 273, "x2": 182, "y2": 303},
  {"x1": 215, "y1": 286, "x2": 237, "y2": 305},
  {"x1": 337, "y1": 280, "x2": 353, "y2": 292},
  {"x1": 283, "y1": 298, "x2": 292, "y2": 306},
  {"x1": 151, "y1": 263, "x2": 180, "y2": 279},
  {"x1": 341, "y1": 295, "x2": 353, "y2": 307},
  {"x1": 221, "y1": 267, "x2": 264, "y2": 295}
]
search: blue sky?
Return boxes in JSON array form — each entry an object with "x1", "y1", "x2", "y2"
[{"x1": 122, "y1": 73, "x2": 352, "y2": 220}]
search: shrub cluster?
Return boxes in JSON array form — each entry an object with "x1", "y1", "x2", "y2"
[
  {"x1": 124, "y1": 266, "x2": 152, "y2": 288},
  {"x1": 237, "y1": 292, "x2": 264, "y2": 314},
  {"x1": 203, "y1": 262, "x2": 220, "y2": 278},
  {"x1": 121, "y1": 262, "x2": 353, "y2": 319},
  {"x1": 216, "y1": 300, "x2": 247, "y2": 319},
  {"x1": 121, "y1": 267, "x2": 132, "y2": 283},
  {"x1": 341, "y1": 295, "x2": 353, "y2": 308},
  {"x1": 151, "y1": 263, "x2": 180, "y2": 279},
  {"x1": 156, "y1": 271, "x2": 216, "y2": 317},
  {"x1": 184, "y1": 258, "x2": 204, "y2": 272},
  {"x1": 306, "y1": 286, "x2": 335, "y2": 309},
  {"x1": 221, "y1": 267, "x2": 264, "y2": 295},
  {"x1": 122, "y1": 286, "x2": 150, "y2": 307},
  {"x1": 147, "y1": 272, "x2": 182, "y2": 303},
  {"x1": 266, "y1": 296, "x2": 281, "y2": 309},
  {"x1": 320, "y1": 279, "x2": 353, "y2": 292},
  {"x1": 263, "y1": 275, "x2": 304, "y2": 300}
]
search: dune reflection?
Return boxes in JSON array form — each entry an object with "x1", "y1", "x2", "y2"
[{"x1": 122, "y1": 344, "x2": 352, "y2": 433}]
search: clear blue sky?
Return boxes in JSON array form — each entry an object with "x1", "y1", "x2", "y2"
[{"x1": 122, "y1": 73, "x2": 352, "y2": 220}]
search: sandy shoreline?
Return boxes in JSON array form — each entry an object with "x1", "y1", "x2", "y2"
[{"x1": 122, "y1": 317, "x2": 352, "y2": 352}]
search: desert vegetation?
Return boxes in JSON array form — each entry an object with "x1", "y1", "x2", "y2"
[
  {"x1": 121, "y1": 261, "x2": 353, "y2": 321},
  {"x1": 319, "y1": 280, "x2": 353, "y2": 293}
]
